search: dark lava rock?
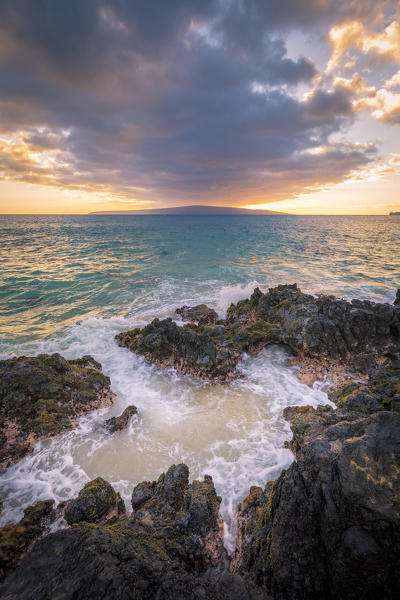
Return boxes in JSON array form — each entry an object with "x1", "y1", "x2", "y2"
[
  {"x1": 352, "y1": 351, "x2": 377, "y2": 374},
  {"x1": 226, "y1": 284, "x2": 400, "y2": 360},
  {"x1": 130, "y1": 464, "x2": 226, "y2": 571},
  {"x1": 104, "y1": 405, "x2": 138, "y2": 433},
  {"x1": 232, "y1": 406, "x2": 400, "y2": 600},
  {"x1": 329, "y1": 382, "x2": 380, "y2": 414},
  {"x1": 330, "y1": 356, "x2": 400, "y2": 412},
  {"x1": 116, "y1": 318, "x2": 241, "y2": 381},
  {"x1": 0, "y1": 499, "x2": 55, "y2": 582},
  {"x1": 64, "y1": 477, "x2": 125, "y2": 525},
  {"x1": 370, "y1": 358, "x2": 400, "y2": 411},
  {"x1": 0, "y1": 353, "x2": 114, "y2": 470},
  {"x1": 175, "y1": 304, "x2": 219, "y2": 325},
  {"x1": 395, "y1": 289, "x2": 400, "y2": 306},
  {"x1": 116, "y1": 284, "x2": 400, "y2": 382},
  {"x1": 0, "y1": 466, "x2": 236, "y2": 600}
]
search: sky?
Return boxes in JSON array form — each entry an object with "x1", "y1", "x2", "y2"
[{"x1": 0, "y1": 0, "x2": 399, "y2": 215}]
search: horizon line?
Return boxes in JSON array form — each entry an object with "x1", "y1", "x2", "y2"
[{"x1": 0, "y1": 212, "x2": 394, "y2": 216}]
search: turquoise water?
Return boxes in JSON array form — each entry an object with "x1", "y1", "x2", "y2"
[
  {"x1": 0, "y1": 214, "x2": 399, "y2": 548},
  {"x1": 1, "y1": 214, "x2": 399, "y2": 347}
]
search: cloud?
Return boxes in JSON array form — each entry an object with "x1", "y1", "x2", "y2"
[
  {"x1": 328, "y1": 20, "x2": 400, "y2": 72},
  {"x1": 0, "y1": 0, "x2": 398, "y2": 207}
]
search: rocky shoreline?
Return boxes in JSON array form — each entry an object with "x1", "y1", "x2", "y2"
[
  {"x1": 0, "y1": 284, "x2": 399, "y2": 598},
  {"x1": 116, "y1": 284, "x2": 400, "y2": 387}
]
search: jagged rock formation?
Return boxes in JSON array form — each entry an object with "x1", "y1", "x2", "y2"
[
  {"x1": 232, "y1": 405, "x2": 400, "y2": 600},
  {"x1": 130, "y1": 463, "x2": 225, "y2": 572},
  {"x1": 116, "y1": 318, "x2": 241, "y2": 381},
  {"x1": 116, "y1": 284, "x2": 400, "y2": 383},
  {"x1": 104, "y1": 405, "x2": 138, "y2": 433},
  {"x1": 226, "y1": 284, "x2": 400, "y2": 360},
  {"x1": 0, "y1": 353, "x2": 114, "y2": 470},
  {"x1": 0, "y1": 466, "x2": 237, "y2": 600}
]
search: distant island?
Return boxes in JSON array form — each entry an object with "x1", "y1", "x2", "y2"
[
  {"x1": 89, "y1": 204, "x2": 288, "y2": 216},
  {"x1": 389, "y1": 211, "x2": 400, "y2": 215}
]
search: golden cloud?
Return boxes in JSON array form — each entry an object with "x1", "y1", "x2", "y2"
[{"x1": 328, "y1": 20, "x2": 400, "y2": 71}]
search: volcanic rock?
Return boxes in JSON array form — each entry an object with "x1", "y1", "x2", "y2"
[
  {"x1": 116, "y1": 318, "x2": 241, "y2": 381},
  {"x1": 0, "y1": 465, "x2": 231, "y2": 600},
  {"x1": 116, "y1": 285, "x2": 400, "y2": 383},
  {"x1": 232, "y1": 406, "x2": 400, "y2": 600}
]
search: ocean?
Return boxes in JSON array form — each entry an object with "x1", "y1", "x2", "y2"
[{"x1": 0, "y1": 214, "x2": 399, "y2": 549}]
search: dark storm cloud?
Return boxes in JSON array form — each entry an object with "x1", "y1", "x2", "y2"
[{"x1": 0, "y1": 0, "x2": 391, "y2": 204}]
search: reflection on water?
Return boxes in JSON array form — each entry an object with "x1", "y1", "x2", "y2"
[{"x1": 0, "y1": 215, "x2": 398, "y2": 346}]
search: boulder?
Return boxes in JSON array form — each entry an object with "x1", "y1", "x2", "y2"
[
  {"x1": 64, "y1": 477, "x2": 125, "y2": 525},
  {"x1": 0, "y1": 353, "x2": 114, "y2": 470},
  {"x1": 104, "y1": 405, "x2": 138, "y2": 433}
]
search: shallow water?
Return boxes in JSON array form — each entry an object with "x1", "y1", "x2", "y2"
[{"x1": 0, "y1": 215, "x2": 398, "y2": 550}]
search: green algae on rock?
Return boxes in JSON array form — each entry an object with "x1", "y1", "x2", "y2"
[
  {"x1": 0, "y1": 499, "x2": 55, "y2": 582},
  {"x1": 0, "y1": 353, "x2": 115, "y2": 470}
]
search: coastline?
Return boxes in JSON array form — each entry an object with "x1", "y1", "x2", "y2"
[{"x1": 1, "y1": 284, "x2": 399, "y2": 598}]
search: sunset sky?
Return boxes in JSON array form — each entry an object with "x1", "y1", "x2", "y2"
[{"x1": 0, "y1": 0, "x2": 399, "y2": 214}]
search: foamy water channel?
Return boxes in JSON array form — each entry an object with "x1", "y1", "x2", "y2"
[{"x1": 0, "y1": 307, "x2": 333, "y2": 551}]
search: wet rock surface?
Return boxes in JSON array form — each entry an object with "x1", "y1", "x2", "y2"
[
  {"x1": 116, "y1": 318, "x2": 241, "y2": 381},
  {"x1": 117, "y1": 284, "x2": 400, "y2": 382},
  {"x1": 0, "y1": 353, "x2": 114, "y2": 470},
  {"x1": 232, "y1": 406, "x2": 400, "y2": 600},
  {"x1": 104, "y1": 405, "x2": 138, "y2": 433}
]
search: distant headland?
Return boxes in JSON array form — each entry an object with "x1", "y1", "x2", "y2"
[
  {"x1": 389, "y1": 211, "x2": 400, "y2": 215},
  {"x1": 89, "y1": 204, "x2": 287, "y2": 216}
]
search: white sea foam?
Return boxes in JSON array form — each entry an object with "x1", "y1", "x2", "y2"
[
  {"x1": 0, "y1": 312, "x2": 333, "y2": 553},
  {"x1": 216, "y1": 281, "x2": 260, "y2": 316}
]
